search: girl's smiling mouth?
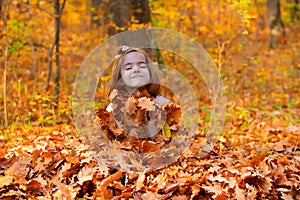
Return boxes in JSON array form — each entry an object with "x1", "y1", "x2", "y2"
[{"x1": 132, "y1": 75, "x2": 144, "y2": 78}]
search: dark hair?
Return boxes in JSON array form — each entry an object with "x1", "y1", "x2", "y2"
[{"x1": 107, "y1": 46, "x2": 161, "y2": 96}]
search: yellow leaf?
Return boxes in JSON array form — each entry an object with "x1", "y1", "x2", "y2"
[
  {"x1": 162, "y1": 124, "x2": 171, "y2": 138},
  {"x1": 0, "y1": 176, "x2": 13, "y2": 187}
]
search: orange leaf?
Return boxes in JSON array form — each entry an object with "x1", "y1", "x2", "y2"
[
  {"x1": 201, "y1": 185, "x2": 223, "y2": 195},
  {"x1": 138, "y1": 97, "x2": 155, "y2": 111},
  {"x1": 235, "y1": 183, "x2": 246, "y2": 200},
  {"x1": 77, "y1": 166, "x2": 95, "y2": 185},
  {"x1": 99, "y1": 171, "x2": 122, "y2": 189},
  {"x1": 215, "y1": 193, "x2": 227, "y2": 200},
  {"x1": 0, "y1": 176, "x2": 13, "y2": 187},
  {"x1": 5, "y1": 157, "x2": 30, "y2": 184},
  {"x1": 52, "y1": 180, "x2": 73, "y2": 200}
]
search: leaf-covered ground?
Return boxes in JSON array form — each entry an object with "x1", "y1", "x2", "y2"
[
  {"x1": 1, "y1": 1, "x2": 300, "y2": 199},
  {"x1": 0, "y1": 106, "x2": 299, "y2": 199}
]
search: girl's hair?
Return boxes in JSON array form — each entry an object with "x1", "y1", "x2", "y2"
[{"x1": 107, "y1": 46, "x2": 161, "y2": 96}]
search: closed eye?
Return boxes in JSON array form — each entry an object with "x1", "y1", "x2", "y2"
[
  {"x1": 138, "y1": 62, "x2": 147, "y2": 68},
  {"x1": 124, "y1": 66, "x2": 132, "y2": 70},
  {"x1": 123, "y1": 62, "x2": 147, "y2": 70}
]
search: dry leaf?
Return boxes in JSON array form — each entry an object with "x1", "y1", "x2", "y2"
[
  {"x1": 0, "y1": 176, "x2": 13, "y2": 187},
  {"x1": 171, "y1": 195, "x2": 189, "y2": 200},
  {"x1": 136, "y1": 172, "x2": 145, "y2": 190},
  {"x1": 202, "y1": 185, "x2": 223, "y2": 195},
  {"x1": 5, "y1": 157, "x2": 30, "y2": 184},
  {"x1": 138, "y1": 97, "x2": 155, "y2": 111},
  {"x1": 190, "y1": 184, "x2": 201, "y2": 198},
  {"x1": 52, "y1": 180, "x2": 73, "y2": 200},
  {"x1": 141, "y1": 191, "x2": 158, "y2": 200},
  {"x1": 99, "y1": 171, "x2": 123, "y2": 189},
  {"x1": 235, "y1": 183, "x2": 246, "y2": 200},
  {"x1": 214, "y1": 193, "x2": 227, "y2": 200},
  {"x1": 280, "y1": 192, "x2": 293, "y2": 200},
  {"x1": 77, "y1": 166, "x2": 95, "y2": 185}
]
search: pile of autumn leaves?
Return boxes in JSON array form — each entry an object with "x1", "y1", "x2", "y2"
[
  {"x1": 96, "y1": 88, "x2": 181, "y2": 153},
  {"x1": 0, "y1": 127, "x2": 299, "y2": 199},
  {"x1": 0, "y1": 92, "x2": 299, "y2": 199}
]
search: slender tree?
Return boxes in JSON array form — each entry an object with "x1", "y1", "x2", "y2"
[
  {"x1": 267, "y1": 0, "x2": 285, "y2": 48},
  {"x1": 45, "y1": 0, "x2": 66, "y2": 105},
  {"x1": 107, "y1": 0, "x2": 164, "y2": 65},
  {"x1": 288, "y1": 0, "x2": 300, "y2": 22},
  {"x1": 109, "y1": 0, "x2": 131, "y2": 35},
  {"x1": 90, "y1": 0, "x2": 102, "y2": 27},
  {"x1": 1, "y1": 0, "x2": 8, "y2": 126},
  {"x1": 130, "y1": 0, "x2": 151, "y2": 24}
]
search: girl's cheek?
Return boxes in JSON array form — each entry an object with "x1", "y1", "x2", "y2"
[
  {"x1": 123, "y1": 71, "x2": 129, "y2": 76},
  {"x1": 121, "y1": 70, "x2": 127, "y2": 76}
]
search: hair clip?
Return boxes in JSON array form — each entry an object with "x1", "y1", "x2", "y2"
[
  {"x1": 117, "y1": 45, "x2": 130, "y2": 55},
  {"x1": 115, "y1": 45, "x2": 130, "y2": 58},
  {"x1": 121, "y1": 45, "x2": 129, "y2": 53}
]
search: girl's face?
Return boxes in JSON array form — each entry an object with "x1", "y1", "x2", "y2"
[{"x1": 121, "y1": 51, "x2": 150, "y2": 88}]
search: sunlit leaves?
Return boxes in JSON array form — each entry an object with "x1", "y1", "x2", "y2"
[
  {"x1": 228, "y1": 0, "x2": 252, "y2": 32},
  {"x1": 0, "y1": 0, "x2": 299, "y2": 198},
  {"x1": 96, "y1": 88, "x2": 181, "y2": 153},
  {"x1": 0, "y1": 121, "x2": 299, "y2": 198}
]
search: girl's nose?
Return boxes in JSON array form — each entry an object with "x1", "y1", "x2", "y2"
[{"x1": 132, "y1": 64, "x2": 140, "y2": 73}]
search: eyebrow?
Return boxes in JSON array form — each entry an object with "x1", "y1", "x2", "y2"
[{"x1": 123, "y1": 61, "x2": 146, "y2": 66}]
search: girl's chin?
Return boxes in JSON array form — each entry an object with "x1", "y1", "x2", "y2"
[
  {"x1": 129, "y1": 82, "x2": 148, "y2": 87},
  {"x1": 127, "y1": 83, "x2": 148, "y2": 89}
]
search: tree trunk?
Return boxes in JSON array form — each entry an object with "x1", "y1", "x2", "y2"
[
  {"x1": 289, "y1": 0, "x2": 300, "y2": 22},
  {"x1": 267, "y1": 0, "x2": 285, "y2": 48},
  {"x1": 130, "y1": 0, "x2": 151, "y2": 24},
  {"x1": 45, "y1": 0, "x2": 66, "y2": 105},
  {"x1": 54, "y1": 0, "x2": 60, "y2": 105},
  {"x1": 90, "y1": 0, "x2": 102, "y2": 27},
  {"x1": 108, "y1": 0, "x2": 164, "y2": 65},
  {"x1": 109, "y1": 0, "x2": 131, "y2": 35},
  {"x1": 1, "y1": 0, "x2": 8, "y2": 126}
]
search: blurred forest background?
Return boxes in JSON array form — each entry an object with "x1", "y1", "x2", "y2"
[
  {"x1": 0, "y1": 0, "x2": 299, "y2": 130},
  {"x1": 0, "y1": 0, "x2": 299, "y2": 129},
  {"x1": 0, "y1": 0, "x2": 300, "y2": 199}
]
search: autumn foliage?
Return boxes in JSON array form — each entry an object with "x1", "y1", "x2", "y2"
[
  {"x1": 0, "y1": 0, "x2": 299, "y2": 199},
  {"x1": 0, "y1": 123, "x2": 299, "y2": 199},
  {"x1": 96, "y1": 88, "x2": 181, "y2": 153}
]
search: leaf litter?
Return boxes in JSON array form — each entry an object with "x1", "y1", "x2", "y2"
[{"x1": 0, "y1": 93, "x2": 299, "y2": 199}]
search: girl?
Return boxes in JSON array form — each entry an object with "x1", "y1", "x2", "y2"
[
  {"x1": 97, "y1": 46, "x2": 181, "y2": 152},
  {"x1": 107, "y1": 46, "x2": 169, "y2": 108}
]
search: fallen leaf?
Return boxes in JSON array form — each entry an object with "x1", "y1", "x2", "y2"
[
  {"x1": 281, "y1": 192, "x2": 293, "y2": 200},
  {"x1": 141, "y1": 191, "x2": 158, "y2": 200},
  {"x1": 138, "y1": 97, "x2": 155, "y2": 111},
  {"x1": 202, "y1": 185, "x2": 223, "y2": 195},
  {"x1": 77, "y1": 166, "x2": 95, "y2": 185},
  {"x1": 52, "y1": 180, "x2": 73, "y2": 200},
  {"x1": 214, "y1": 193, "x2": 227, "y2": 200},
  {"x1": 136, "y1": 172, "x2": 145, "y2": 190},
  {"x1": 190, "y1": 184, "x2": 201, "y2": 199},
  {"x1": 235, "y1": 183, "x2": 246, "y2": 200},
  {"x1": 99, "y1": 171, "x2": 123, "y2": 190},
  {"x1": 171, "y1": 195, "x2": 189, "y2": 200},
  {"x1": 0, "y1": 176, "x2": 13, "y2": 187},
  {"x1": 5, "y1": 157, "x2": 30, "y2": 184}
]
